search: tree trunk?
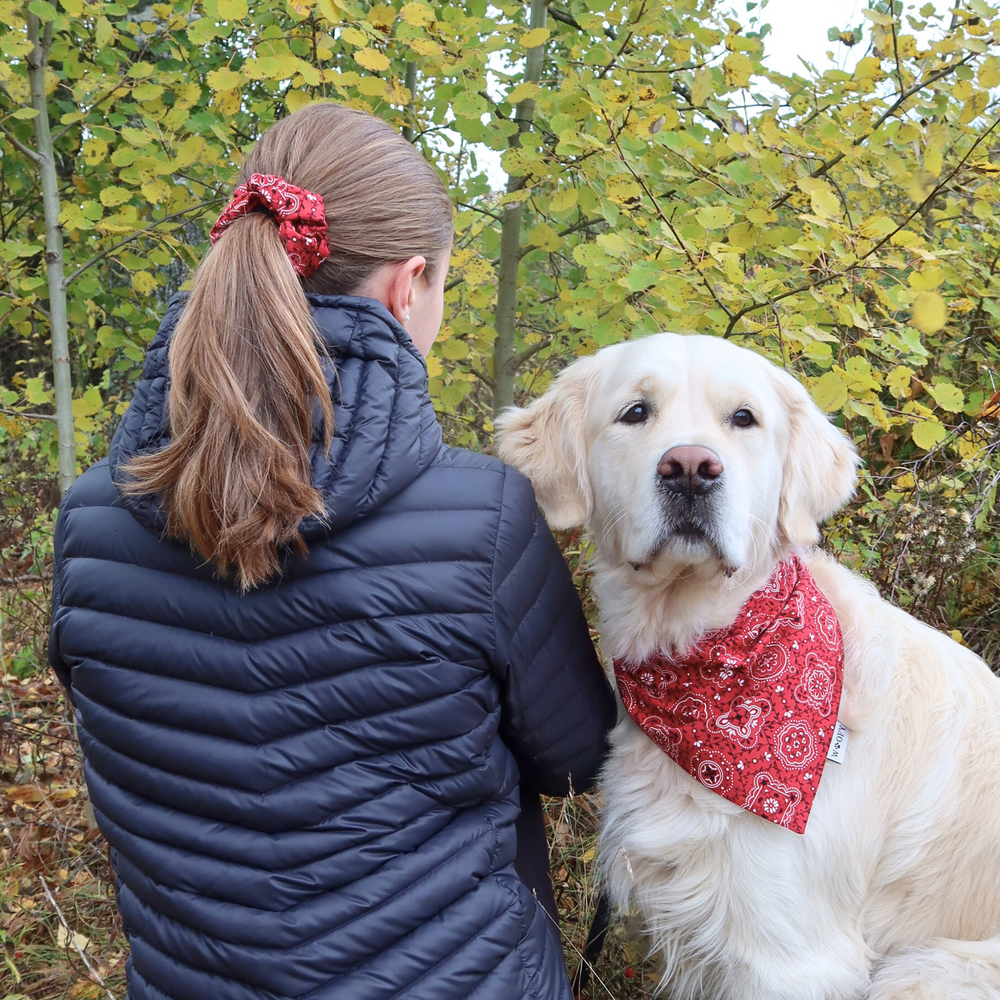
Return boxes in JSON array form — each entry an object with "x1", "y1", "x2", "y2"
[
  {"x1": 27, "y1": 10, "x2": 76, "y2": 497},
  {"x1": 403, "y1": 62, "x2": 417, "y2": 142},
  {"x1": 492, "y1": 0, "x2": 547, "y2": 417}
]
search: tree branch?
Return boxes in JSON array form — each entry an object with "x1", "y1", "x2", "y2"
[
  {"x1": 465, "y1": 364, "x2": 497, "y2": 391},
  {"x1": 1, "y1": 405, "x2": 56, "y2": 421},
  {"x1": 504, "y1": 335, "x2": 552, "y2": 374},
  {"x1": 62, "y1": 200, "x2": 222, "y2": 289},
  {"x1": 890, "y1": 18, "x2": 905, "y2": 94},
  {"x1": 770, "y1": 53, "x2": 979, "y2": 211},
  {"x1": 0, "y1": 289, "x2": 49, "y2": 319},
  {"x1": 725, "y1": 116, "x2": 1000, "y2": 336},
  {"x1": 546, "y1": 3, "x2": 616, "y2": 39},
  {"x1": 605, "y1": 113, "x2": 734, "y2": 320},
  {"x1": 0, "y1": 119, "x2": 42, "y2": 163}
]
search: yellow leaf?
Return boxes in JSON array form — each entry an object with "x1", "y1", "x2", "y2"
[
  {"x1": 855, "y1": 56, "x2": 882, "y2": 80},
  {"x1": 886, "y1": 365, "x2": 914, "y2": 398},
  {"x1": 462, "y1": 257, "x2": 494, "y2": 286},
  {"x1": 798, "y1": 177, "x2": 839, "y2": 220},
  {"x1": 400, "y1": 1, "x2": 433, "y2": 26},
  {"x1": 911, "y1": 418, "x2": 947, "y2": 450},
  {"x1": 132, "y1": 271, "x2": 158, "y2": 295},
  {"x1": 923, "y1": 143, "x2": 942, "y2": 178},
  {"x1": 911, "y1": 291, "x2": 947, "y2": 334},
  {"x1": 979, "y1": 56, "x2": 1000, "y2": 89},
  {"x1": 316, "y1": 0, "x2": 341, "y2": 21},
  {"x1": 507, "y1": 82, "x2": 539, "y2": 104},
  {"x1": 549, "y1": 188, "x2": 578, "y2": 213},
  {"x1": 408, "y1": 37, "x2": 441, "y2": 57},
  {"x1": 207, "y1": 67, "x2": 244, "y2": 91},
  {"x1": 928, "y1": 381, "x2": 964, "y2": 412},
  {"x1": 99, "y1": 186, "x2": 132, "y2": 207},
  {"x1": 959, "y1": 90, "x2": 989, "y2": 126},
  {"x1": 357, "y1": 76, "x2": 386, "y2": 96},
  {"x1": 527, "y1": 223, "x2": 561, "y2": 251},
  {"x1": 340, "y1": 26, "x2": 369, "y2": 46},
  {"x1": 355, "y1": 48, "x2": 390, "y2": 71},
  {"x1": 218, "y1": 0, "x2": 248, "y2": 16},
  {"x1": 521, "y1": 27, "x2": 550, "y2": 49},
  {"x1": 286, "y1": 89, "x2": 311, "y2": 113},
  {"x1": 606, "y1": 176, "x2": 641, "y2": 204},
  {"x1": 82, "y1": 137, "x2": 107, "y2": 165},
  {"x1": 908, "y1": 266, "x2": 943, "y2": 291},
  {"x1": 122, "y1": 126, "x2": 154, "y2": 147},
  {"x1": 140, "y1": 177, "x2": 172, "y2": 204},
  {"x1": 690, "y1": 67, "x2": 712, "y2": 107},
  {"x1": 426, "y1": 353, "x2": 442, "y2": 377},
  {"x1": 723, "y1": 52, "x2": 752, "y2": 88}
]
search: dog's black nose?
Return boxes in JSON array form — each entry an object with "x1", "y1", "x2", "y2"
[{"x1": 657, "y1": 446, "x2": 723, "y2": 497}]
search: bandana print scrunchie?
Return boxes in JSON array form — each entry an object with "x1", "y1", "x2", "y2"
[{"x1": 210, "y1": 173, "x2": 331, "y2": 278}]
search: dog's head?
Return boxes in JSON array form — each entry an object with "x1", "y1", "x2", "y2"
[{"x1": 497, "y1": 334, "x2": 858, "y2": 584}]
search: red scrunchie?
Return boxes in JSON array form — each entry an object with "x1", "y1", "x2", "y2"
[{"x1": 210, "y1": 173, "x2": 331, "y2": 279}]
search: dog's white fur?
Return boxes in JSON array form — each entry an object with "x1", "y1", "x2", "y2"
[{"x1": 497, "y1": 333, "x2": 1000, "y2": 1000}]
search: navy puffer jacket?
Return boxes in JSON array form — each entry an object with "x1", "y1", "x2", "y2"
[{"x1": 49, "y1": 295, "x2": 615, "y2": 1000}]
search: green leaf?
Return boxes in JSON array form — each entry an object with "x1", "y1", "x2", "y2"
[
  {"x1": 811, "y1": 371, "x2": 848, "y2": 412},
  {"x1": 696, "y1": 205, "x2": 735, "y2": 229},
  {"x1": 24, "y1": 377, "x2": 49, "y2": 405},
  {"x1": 27, "y1": 0, "x2": 58, "y2": 20},
  {"x1": 12, "y1": 108, "x2": 39, "y2": 120}
]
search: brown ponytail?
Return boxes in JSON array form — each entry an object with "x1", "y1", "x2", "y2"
[{"x1": 124, "y1": 104, "x2": 453, "y2": 590}]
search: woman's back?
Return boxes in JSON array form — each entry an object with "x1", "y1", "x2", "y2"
[{"x1": 51, "y1": 294, "x2": 614, "y2": 999}]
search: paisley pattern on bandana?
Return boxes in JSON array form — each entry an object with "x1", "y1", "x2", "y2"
[
  {"x1": 613, "y1": 556, "x2": 844, "y2": 835},
  {"x1": 210, "y1": 173, "x2": 331, "y2": 278}
]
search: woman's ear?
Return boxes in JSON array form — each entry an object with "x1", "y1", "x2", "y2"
[
  {"x1": 495, "y1": 355, "x2": 599, "y2": 529},
  {"x1": 771, "y1": 367, "x2": 860, "y2": 548}
]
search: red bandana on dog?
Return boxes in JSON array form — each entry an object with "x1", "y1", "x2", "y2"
[
  {"x1": 613, "y1": 556, "x2": 843, "y2": 834},
  {"x1": 210, "y1": 173, "x2": 330, "y2": 278}
]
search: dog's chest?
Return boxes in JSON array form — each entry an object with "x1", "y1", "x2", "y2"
[{"x1": 598, "y1": 721, "x2": 871, "y2": 998}]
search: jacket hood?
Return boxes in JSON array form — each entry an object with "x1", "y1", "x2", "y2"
[{"x1": 109, "y1": 292, "x2": 443, "y2": 539}]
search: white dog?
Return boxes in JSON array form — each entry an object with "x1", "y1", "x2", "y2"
[{"x1": 497, "y1": 333, "x2": 1000, "y2": 1000}]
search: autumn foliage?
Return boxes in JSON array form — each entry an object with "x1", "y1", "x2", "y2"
[{"x1": 3, "y1": 0, "x2": 1000, "y2": 993}]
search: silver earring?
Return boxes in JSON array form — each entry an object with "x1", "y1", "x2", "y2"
[{"x1": 404, "y1": 312, "x2": 410, "y2": 322}]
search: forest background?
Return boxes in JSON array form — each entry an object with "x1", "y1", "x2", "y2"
[{"x1": 3, "y1": 0, "x2": 1000, "y2": 996}]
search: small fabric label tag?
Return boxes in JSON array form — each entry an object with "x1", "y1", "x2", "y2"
[{"x1": 826, "y1": 720, "x2": 849, "y2": 764}]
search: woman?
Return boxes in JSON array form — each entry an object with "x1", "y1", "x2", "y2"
[{"x1": 48, "y1": 103, "x2": 615, "y2": 1000}]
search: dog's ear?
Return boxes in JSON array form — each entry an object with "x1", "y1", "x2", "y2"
[
  {"x1": 771, "y1": 366, "x2": 859, "y2": 548},
  {"x1": 495, "y1": 356, "x2": 599, "y2": 529}
]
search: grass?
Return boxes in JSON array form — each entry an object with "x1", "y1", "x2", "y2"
[{"x1": 1, "y1": 581, "x2": 653, "y2": 1000}]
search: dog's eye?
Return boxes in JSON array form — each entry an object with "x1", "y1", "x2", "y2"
[
  {"x1": 731, "y1": 408, "x2": 756, "y2": 428},
  {"x1": 619, "y1": 402, "x2": 650, "y2": 425}
]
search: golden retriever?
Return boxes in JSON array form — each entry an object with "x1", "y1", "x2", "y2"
[{"x1": 497, "y1": 333, "x2": 1000, "y2": 1000}]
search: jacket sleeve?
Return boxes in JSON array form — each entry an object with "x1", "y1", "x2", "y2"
[{"x1": 491, "y1": 465, "x2": 616, "y2": 797}]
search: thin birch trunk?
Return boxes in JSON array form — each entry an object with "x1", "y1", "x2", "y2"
[
  {"x1": 492, "y1": 0, "x2": 547, "y2": 417},
  {"x1": 403, "y1": 61, "x2": 417, "y2": 142},
  {"x1": 27, "y1": 9, "x2": 76, "y2": 496}
]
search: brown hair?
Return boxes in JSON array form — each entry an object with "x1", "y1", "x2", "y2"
[{"x1": 125, "y1": 103, "x2": 453, "y2": 591}]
